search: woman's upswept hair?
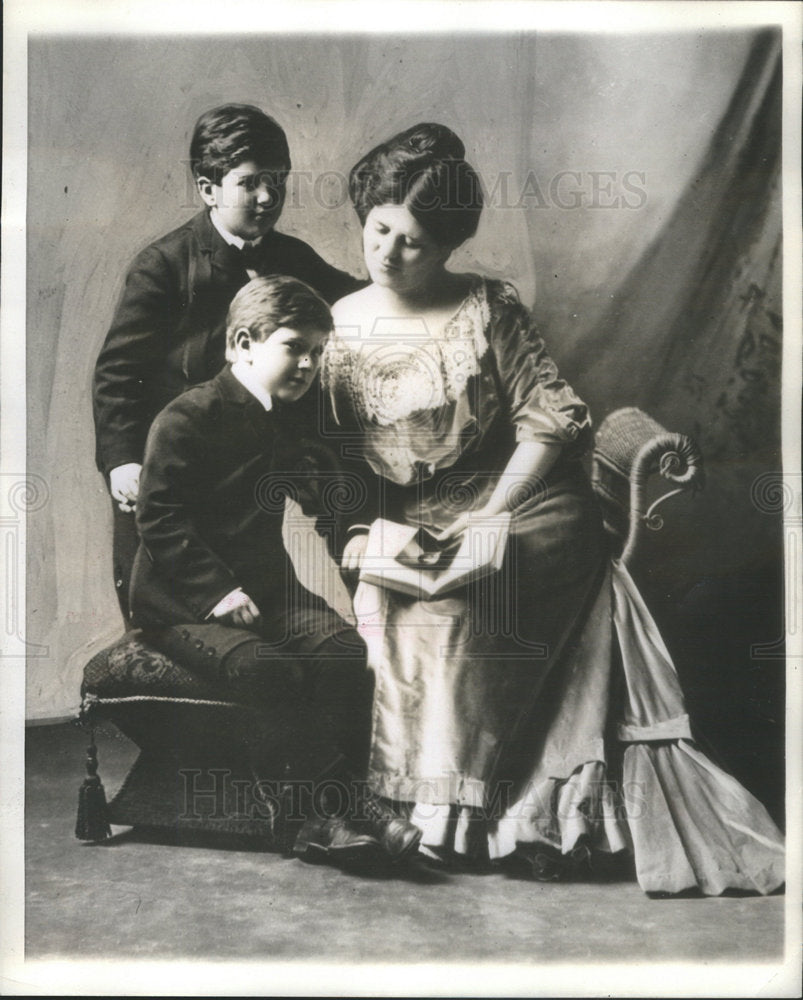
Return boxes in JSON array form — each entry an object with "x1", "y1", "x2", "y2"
[
  {"x1": 225, "y1": 276, "x2": 332, "y2": 360},
  {"x1": 348, "y1": 123, "x2": 483, "y2": 248}
]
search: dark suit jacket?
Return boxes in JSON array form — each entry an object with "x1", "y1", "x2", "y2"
[
  {"x1": 129, "y1": 366, "x2": 336, "y2": 632},
  {"x1": 93, "y1": 209, "x2": 361, "y2": 476}
]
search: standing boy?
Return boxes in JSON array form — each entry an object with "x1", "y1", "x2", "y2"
[
  {"x1": 129, "y1": 276, "x2": 420, "y2": 867},
  {"x1": 94, "y1": 103, "x2": 360, "y2": 619}
]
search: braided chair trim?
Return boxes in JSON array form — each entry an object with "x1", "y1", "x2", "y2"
[
  {"x1": 82, "y1": 692, "x2": 243, "y2": 710},
  {"x1": 82, "y1": 634, "x2": 235, "y2": 703}
]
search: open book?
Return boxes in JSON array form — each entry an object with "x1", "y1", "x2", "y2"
[{"x1": 358, "y1": 514, "x2": 511, "y2": 599}]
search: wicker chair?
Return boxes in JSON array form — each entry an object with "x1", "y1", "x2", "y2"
[
  {"x1": 591, "y1": 407, "x2": 703, "y2": 565},
  {"x1": 76, "y1": 407, "x2": 703, "y2": 843}
]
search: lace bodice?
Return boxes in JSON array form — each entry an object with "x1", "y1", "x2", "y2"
[{"x1": 322, "y1": 278, "x2": 590, "y2": 487}]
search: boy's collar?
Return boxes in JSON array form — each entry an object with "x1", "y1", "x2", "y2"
[
  {"x1": 193, "y1": 210, "x2": 283, "y2": 258},
  {"x1": 209, "y1": 209, "x2": 263, "y2": 252},
  {"x1": 229, "y1": 360, "x2": 273, "y2": 412}
]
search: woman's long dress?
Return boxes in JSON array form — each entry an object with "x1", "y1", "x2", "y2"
[{"x1": 323, "y1": 278, "x2": 784, "y2": 895}]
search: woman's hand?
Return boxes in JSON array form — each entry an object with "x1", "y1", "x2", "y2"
[
  {"x1": 341, "y1": 532, "x2": 369, "y2": 572},
  {"x1": 434, "y1": 511, "x2": 472, "y2": 543}
]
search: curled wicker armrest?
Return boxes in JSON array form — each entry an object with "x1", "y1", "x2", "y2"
[{"x1": 591, "y1": 407, "x2": 704, "y2": 565}]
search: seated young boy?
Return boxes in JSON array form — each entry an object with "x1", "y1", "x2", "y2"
[
  {"x1": 129, "y1": 276, "x2": 420, "y2": 867},
  {"x1": 94, "y1": 103, "x2": 361, "y2": 620}
]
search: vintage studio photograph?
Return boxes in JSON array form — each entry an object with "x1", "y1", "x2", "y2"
[{"x1": 7, "y1": 6, "x2": 800, "y2": 994}]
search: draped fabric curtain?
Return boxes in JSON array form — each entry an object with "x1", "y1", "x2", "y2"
[
  {"x1": 576, "y1": 30, "x2": 782, "y2": 467},
  {"x1": 25, "y1": 31, "x2": 782, "y2": 731},
  {"x1": 565, "y1": 31, "x2": 785, "y2": 816},
  {"x1": 567, "y1": 29, "x2": 784, "y2": 617}
]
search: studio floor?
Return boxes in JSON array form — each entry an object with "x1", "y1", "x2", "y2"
[{"x1": 22, "y1": 721, "x2": 788, "y2": 973}]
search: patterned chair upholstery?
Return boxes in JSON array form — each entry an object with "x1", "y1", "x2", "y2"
[
  {"x1": 79, "y1": 640, "x2": 281, "y2": 840},
  {"x1": 77, "y1": 407, "x2": 703, "y2": 841}
]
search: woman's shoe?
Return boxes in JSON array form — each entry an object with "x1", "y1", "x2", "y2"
[
  {"x1": 515, "y1": 838, "x2": 593, "y2": 882},
  {"x1": 528, "y1": 848, "x2": 571, "y2": 881}
]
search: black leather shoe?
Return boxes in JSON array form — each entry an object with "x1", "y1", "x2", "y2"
[
  {"x1": 292, "y1": 816, "x2": 383, "y2": 866},
  {"x1": 354, "y1": 788, "x2": 422, "y2": 862}
]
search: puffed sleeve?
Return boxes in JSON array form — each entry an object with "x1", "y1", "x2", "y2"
[{"x1": 485, "y1": 280, "x2": 592, "y2": 453}]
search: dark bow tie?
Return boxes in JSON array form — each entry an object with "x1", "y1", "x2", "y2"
[{"x1": 239, "y1": 241, "x2": 263, "y2": 271}]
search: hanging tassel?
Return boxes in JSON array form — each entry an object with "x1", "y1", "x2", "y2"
[{"x1": 75, "y1": 725, "x2": 112, "y2": 842}]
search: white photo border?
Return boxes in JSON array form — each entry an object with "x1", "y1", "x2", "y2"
[{"x1": 2, "y1": 2, "x2": 801, "y2": 996}]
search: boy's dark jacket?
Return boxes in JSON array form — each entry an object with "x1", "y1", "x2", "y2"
[
  {"x1": 93, "y1": 209, "x2": 360, "y2": 476},
  {"x1": 129, "y1": 365, "x2": 343, "y2": 631}
]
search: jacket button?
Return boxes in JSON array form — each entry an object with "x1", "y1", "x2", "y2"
[
  {"x1": 194, "y1": 639, "x2": 204, "y2": 649},
  {"x1": 181, "y1": 629, "x2": 190, "y2": 640},
  {"x1": 206, "y1": 648, "x2": 216, "y2": 657}
]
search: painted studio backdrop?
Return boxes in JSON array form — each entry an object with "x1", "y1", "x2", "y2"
[{"x1": 26, "y1": 31, "x2": 784, "y2": 818}]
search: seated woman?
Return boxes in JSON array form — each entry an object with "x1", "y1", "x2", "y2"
[{"x1": 322, "y1": 122, "x2": 785, "y2": 895}]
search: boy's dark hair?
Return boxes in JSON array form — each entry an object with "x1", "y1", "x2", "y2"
[
  {"x1": 225, "y1": 276, "x2": 332, "y2": 359},
  {"x1": 349, "y1": 122, "x2": 483, "y2": 248},
  {"x1": 190, "y1": 104, "x2": 291, "y2": 184}
]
